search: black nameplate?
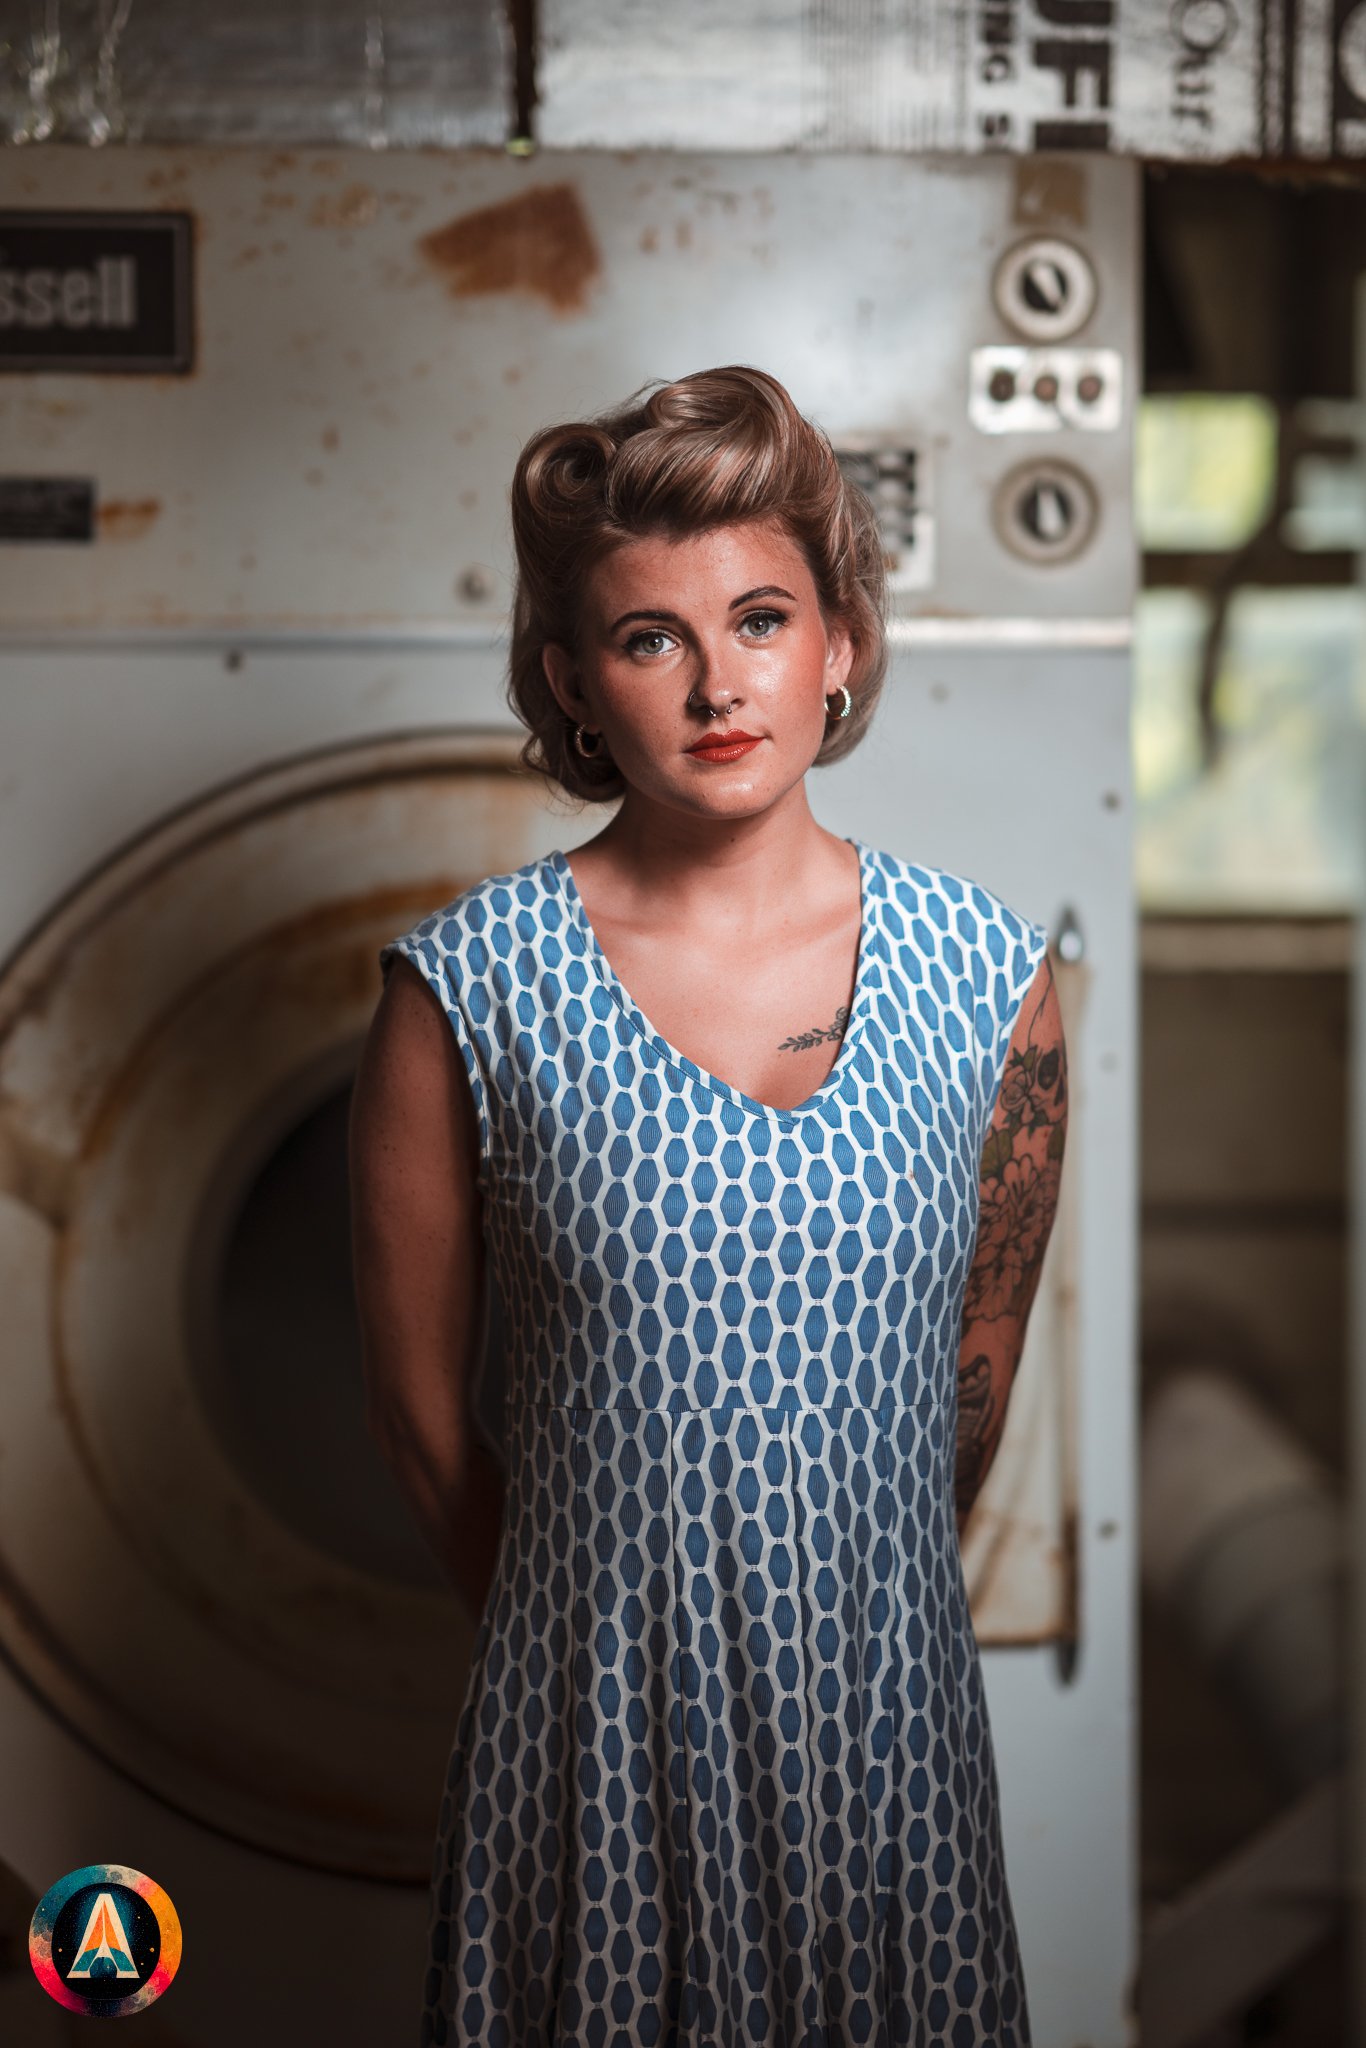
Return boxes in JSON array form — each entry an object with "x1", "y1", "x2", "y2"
[
  {"x1": 0, "y1": 476, "x2": 96, "y2": 541},
  {"x1": 0, "y1": 211, "x2": 193, "y2": 372}
]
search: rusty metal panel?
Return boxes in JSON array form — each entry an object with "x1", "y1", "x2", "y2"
[
  {"x1": 0, "y1": 146, "x2": 1136, "y2": 630},
  {"x1": 541, "y1": 0, "x2": 1364, "y2": 161},
  {"x1": 1, "y1": 0, "x2": 507, "y2": 147}
]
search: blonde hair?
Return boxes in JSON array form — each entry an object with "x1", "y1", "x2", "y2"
[{"x1": 506, "y1": 364, "x2": 888, "y2": 805}]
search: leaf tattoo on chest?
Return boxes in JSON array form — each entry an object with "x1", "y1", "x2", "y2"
[{"x1": 777, "y1": 1005, "x2": 851, "y2": 1055}]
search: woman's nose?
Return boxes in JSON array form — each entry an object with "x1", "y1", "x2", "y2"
[{"x1": 685, "y1": 635, "x2": 745, "y2": 708}]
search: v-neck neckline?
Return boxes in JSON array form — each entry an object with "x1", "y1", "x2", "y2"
[{"x1": 548, "y1": 837, "x2": 878, "y2": 1126}]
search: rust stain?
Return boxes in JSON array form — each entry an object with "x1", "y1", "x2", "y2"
[
  {"x1": 321, "y1": 426, "x2": 340, "y2": 451},
  {"x1": 1056, "y1": 1501, "x2": 1081, "y2": 1649},
  {"x1": 417, "y1": 182, "x2": 602, "y2": 314},
  {"x1": 98, "y1": 498, "x2": 162, "y2": 541},
  {"x1": 674, "y1": 219, "x2": 693, "y2": 250},
  {"x1": 639, "y1": 226, "x2": 659, "y2": 254},
  {"x1": 1012, "y1": 157, "x2": 1088, "y2": 229},
  {"x1": 310, "y1": 185, "x2": 379, "y2": 230},
  {"x1": 0, "y1": 1116, "x2": 75, "y2": 1228},
  {"x1": 69, "y1": 879, "x2": 477, "y2": 1177}
]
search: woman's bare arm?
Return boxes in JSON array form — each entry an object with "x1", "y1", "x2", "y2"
[
  {"x1": 348, "y1": 954, "x2": 506, "y2": 1619},
  {"x1": 954, "y1": 951, "x2": 1069, "y2": 1536}
]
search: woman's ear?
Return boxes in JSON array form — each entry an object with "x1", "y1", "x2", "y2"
[
  {"x1": 825, "y1": 618, "x2": 856, "y2": 693},
  {"x1": 541, "y1": 642, "x2": 583, "y2": 721}
]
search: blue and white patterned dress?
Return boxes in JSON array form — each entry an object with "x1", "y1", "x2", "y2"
[{"x1": 379, "y1": 838, "x2": 1050, "y2": 2048}]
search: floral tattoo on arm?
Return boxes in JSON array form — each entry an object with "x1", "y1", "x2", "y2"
[{"x1": 955, "y1": 954, "x2": 1068, "y2": 1530}]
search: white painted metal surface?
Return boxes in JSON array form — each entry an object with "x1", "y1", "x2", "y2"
[{"x1": 0, "y1": 147, "x2": 1135, "y2": 626}]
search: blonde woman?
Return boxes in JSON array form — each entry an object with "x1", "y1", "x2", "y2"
[{"x1": 350, "y1": 365, "x2": 1067, "y2": 2048}]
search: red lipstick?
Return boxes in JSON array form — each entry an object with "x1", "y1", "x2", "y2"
[{"x1": 686, "y1": 731, "x2": 762, "y2": 761}]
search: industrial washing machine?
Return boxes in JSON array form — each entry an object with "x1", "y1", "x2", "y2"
[{"x1": 0, "y1": 144, "x2": 1137, "y2": 2045}]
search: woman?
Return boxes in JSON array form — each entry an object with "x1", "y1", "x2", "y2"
[{"x1": 349, "y1": 365, "x2": 1068, "y2": 2048}]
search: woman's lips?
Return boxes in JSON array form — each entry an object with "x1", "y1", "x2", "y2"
[{"x1": 686, "y1": 733, "x2": 763, "y2": 760}]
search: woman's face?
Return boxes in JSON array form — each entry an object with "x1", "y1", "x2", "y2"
[{"x1": 541, "y1": 518, "x2": 855, "y2": 825}]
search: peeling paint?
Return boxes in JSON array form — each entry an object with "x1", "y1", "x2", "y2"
[{"x1": 417, "y1": 182, "x2": 602, "y2": 313}]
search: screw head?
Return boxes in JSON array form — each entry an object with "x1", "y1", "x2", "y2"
[{"x1": 457, "y1": 565, "x2": 495, "y2": 603}]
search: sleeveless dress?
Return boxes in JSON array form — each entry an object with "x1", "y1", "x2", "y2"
[{"x1": 379, "y1": 838, "x2": 1050, "y2": 2048}]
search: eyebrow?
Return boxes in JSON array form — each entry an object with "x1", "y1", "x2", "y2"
[{"x1": 608, "y1": 585, "x2": 797, "y2": 634}]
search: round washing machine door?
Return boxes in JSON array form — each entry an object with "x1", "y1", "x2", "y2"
[{"x1": 0, "y1": 730, "x2": 553, "y2": 1880}]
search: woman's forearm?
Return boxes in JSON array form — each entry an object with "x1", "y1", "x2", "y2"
[
  {"x1": 954, "y1": 1331, "x2": 1021, "y2": 1535},
  {"x1": 374, "y1": 1412, "x2": 507, "y2": 1620}
]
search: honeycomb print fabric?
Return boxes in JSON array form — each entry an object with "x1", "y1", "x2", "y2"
[{"x1": 379, "y1": 839, "x2": 1050, "y2": 2048}]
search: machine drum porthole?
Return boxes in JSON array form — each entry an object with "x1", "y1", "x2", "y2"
[{"x1": 0, "y1": 729, "x2": 543, "y2": 1878}]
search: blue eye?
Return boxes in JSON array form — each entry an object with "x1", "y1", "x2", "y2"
[{"x1": 622, "y1": 610, "x2": 788, "y2": 656}]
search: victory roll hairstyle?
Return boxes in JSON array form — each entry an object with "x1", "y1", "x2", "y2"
[{"x1": 505, "y1": 364, "x2": 889, "y2": 805}]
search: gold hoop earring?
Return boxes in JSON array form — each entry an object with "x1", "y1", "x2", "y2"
[{"x1": 573, "y1": 721, "x2": 605, "y2": 758}]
